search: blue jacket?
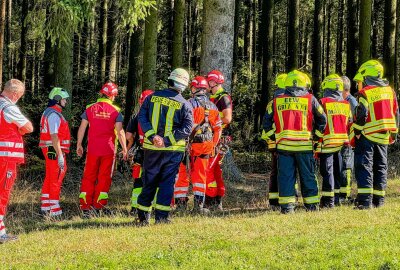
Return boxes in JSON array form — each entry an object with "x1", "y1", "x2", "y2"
[{"x1": 138, "y1": 88, "x2": 194, "y2": 152}]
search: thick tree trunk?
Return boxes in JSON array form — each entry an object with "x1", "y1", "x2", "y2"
[
  {"x1": 232, "y1": 0, "x2": 241, "y2": 87},
  {"x1": 257, "y1": 0, "x2": 274, "y2": 130},
  {"x1": 336, "y1": 0, "x2": 344, "y2": 74},
  {"x1": 125, "y1": 23, "x2": 144, "y2": 127},
  {"x1": 287, "y1": 0, "x2": 299, "y2": 71},
  {"x1": 359, "y1": 0, "x2": 372, "y2": 64},
  {"x1": 54, "y1": 38, "x2": 73, "y2": 120},
  {"x1": 383, "y1": 0, "x2": 396, "y2": 85},
  {"x1": 0, "y1": 0, "x2": 6, "y2": 87},
  {"x1": 372, "y1": 0, "x2": 381, "y2": 58},
  {"x1": 346, "y1": 0, "x2": 358, "y2": 93},
  {"x1": 200, "y1": 0, "x2": 235, "y2": 92},
  {"x1": 107, "y1": 0, "x2": 118, "y2": 82},
  {"x1": 395, "y1": 0, "x2": 400, "y2": 90},
  {"x1": 172, "y1": 0, "x2": 185, "y2": 68},
  {"x1": 312, "y1": 0, "x2": 323, "y2": 96},
  {"x1": 142, "y1": 5, "x2": 158, "y2": 90},
  {"x1": 17, "y1": 0, "x2": 28, "y2": 82}
]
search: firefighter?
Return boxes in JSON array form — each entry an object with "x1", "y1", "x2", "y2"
[
  {"x1": 174, "y1": 76, "x2": 222, "y2": 213},
  {"x1": 339, "y1": 76, "x2": 358, "y2": 203},
  {"x1": 77, "y1": 82, "x2": 127, "y2": 218},
  {"x1": 136, "y1": 68, "x2": 193, "y2": 225},
  {"x1": 263, "y1": 70, "x2": 327, "y2": 214},
  {"x1": 352, "y1": 60, "x2": 399, "y2": 209},
  {"x1": 205, "y1": 70, "x2": 232, "y2": 211},
  {"x1": 0, "y1": 79, "x2": 33, "y2": 243},
  {"x1": 126, "y1": 89, "x2": 154, "y2": 214},
  {"x1": 261, "y1": 73, "x2": 287, "y2": 209},
  {"x1": 316, "y1": 74, "x2": 352, "y2": 208},
  {"x1": 39, "y1": 87, "x2": 71, "y2": 219}
]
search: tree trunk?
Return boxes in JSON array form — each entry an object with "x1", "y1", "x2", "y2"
[
  {"x1": 287, "y1": 0, "x2": 299, "y2": 71},
  {"x1": 17, "y1": 0, "x2": 28, "y2": 82},
  {"x1": 346, "y1": 0, "x2": 358, "y2": 93},
  {"x1": 142, "y1": 5, "x2": 158, "y2": 90},
  {"x1": 383, "y1": 0, "x2": 396, "y2": 85},
  {"x1": 312, "y1": 0, "x2": 323, "y2": 96},
  {"x1": 172, "y1": 0, "x2": 185, "y2": 68},
  {"x1": 98, "y1": 0, "x2": 108, "y2": 83},
  {"x1": 4, "y1": 0, "x2": 10, "y2": 80},
  {"x1": 200, "y1": 0, "x2": 235, "y2": 92},
  {"x1": 395, "y1": 0, "x2": 400, "y2": 90},
  {"x1": 0, "y1": 0, "x2": 6, "y2": 87},
  {"x1": 336, "y1": 0, "x2": 344, "y2": 74},
  {"x1": 125, "y1": 23, "x2": 144, "y2": 127},
  {"x1": 372, "y1": 0, "x2": 381, "y2": 58},
  {"x1": 325, "y1": 0, "x2": 332, "y2": 75},
  {"x1": 257, "y1": 0, "x2": 274, "y2": 131},
  {"x1": 232, "y1": 0, "x2": 241, "y2": 87},
  {"x1": 190, "y1": 0, "x2": 199, "y2": 71},
  {"x1": 73, "y1": 32, "x2": 81, "y2": 80},
  {"x1": 359, "y1": 0, "x2": 372, "y2": 64},
  {"x1": 106, "y1": 0, "x2": 118, "y2": 82},
  {"x1": 54, "y1": 38, "x2": 74, "y2": 120}
]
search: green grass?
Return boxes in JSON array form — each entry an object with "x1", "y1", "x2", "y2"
[{"x1": 1, "y1": 175, "x2": 400, "y2": 269}]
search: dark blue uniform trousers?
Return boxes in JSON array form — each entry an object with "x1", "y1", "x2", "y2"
[
  {"x1": 319, "y1": 151, "x2": 342, "y2": 207},
  {"x1": 137, "y1": 150, "x2": 183, "y2": 221},
  {"x1": 340, "y1": 145, "x2": 354, "y2": 199},
  {"x1": 278, "y1": 151, "x2": 319, "y2": 211},
  {"x1": 354, "y1": 135, "x2": 388, "y2": 207}
]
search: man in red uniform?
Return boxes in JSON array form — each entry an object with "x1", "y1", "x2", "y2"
[
  {"x1": 174, "y1": 76, "x2": 222, "y2": 212},
  {"x1": 0, "y1": 79, "x2": 33, "y2": 243},
  {"x1": 39, "y1": 87, "x2": 71, "y2": 219},
  {"x1": 126, "y1": 89, "x2": 154, "y2": 214},
  {"x1": 77, "y1": 82, "x2": 127, "y2": 218},
  {"x1": 205, "y1": 70, "x2": 232, "y2": 210}
]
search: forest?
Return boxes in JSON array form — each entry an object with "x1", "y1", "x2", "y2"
[{"x1": 0, "y1": 0, "x2": 398, "y2": 153}]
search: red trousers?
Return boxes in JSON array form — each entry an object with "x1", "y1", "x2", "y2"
[
  {"x1": 206, "y1": 154, "x2": 225, "y2": 197},
  {"x1": 79, "y1": 153, "x2": 115, "y2": 210},
  {"x1": 0, "y1": 161, "x2": 17, "y2": 235},
  {"x1": 41, "y1": 148, "x2": 67, "y2": 216},
  {"x1": 174, "y1": 157, "x2": 208, "y2": 199}
]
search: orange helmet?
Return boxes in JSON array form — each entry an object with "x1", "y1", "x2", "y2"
[
  {"x1": 139, "y1": 89, "x2": 154, "y2": 105},
  {"x1": 190, "y1": 76, "x2": 208, "y2": 89},
  {"x1": 207, "y1": 70, "x2": 225, "y2": 84},
  {"x1": 100, "y1": 82, "x2": 118, "y2": 97}
]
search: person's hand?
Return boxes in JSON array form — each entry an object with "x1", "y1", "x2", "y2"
[
  {"x1": 153, "y1": 135, "x2": 165, "y2": 148},
  {"x1": 121, "y1": 150, "x2": 128, "y2": 161},
  {"x1": 77, "y1": 145, "x2": 83, "y2": 157},
  {"x1": 58, "y1": 154, "x2": 65, "y2": 171}
]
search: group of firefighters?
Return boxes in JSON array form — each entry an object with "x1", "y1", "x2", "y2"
[{"x1": 0, "y1": 58, "x2": 397, "y2": 243}]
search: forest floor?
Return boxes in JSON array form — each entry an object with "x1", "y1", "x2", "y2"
[{"x1": 1, "y1": 160, "x2": 400, "y2": 269}]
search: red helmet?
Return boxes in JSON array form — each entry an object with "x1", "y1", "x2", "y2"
[
  {"x1": 190, "y1": 76, "x2": 208, "y2": 89},
  {"x1": 100, "y1": 82, "x2": 118, "y2": 97},
  {"x1": 207, "y1": 70, "x2": 225, "y2": 84},
  {"x1": 139, "y1": 89, "x2": 154, "y2": 105}
]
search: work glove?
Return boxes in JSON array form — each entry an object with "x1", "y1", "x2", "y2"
[{"x1": 58, "y1": 154, "x2": 65, "y2": 171}]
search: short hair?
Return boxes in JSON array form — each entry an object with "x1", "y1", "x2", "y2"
[
  {"x1": 3, "y1": 79, "x2": 25, "y2": 94},
  {"x1": 341, "y1": 76, "x2": 351, "y2": 92}
]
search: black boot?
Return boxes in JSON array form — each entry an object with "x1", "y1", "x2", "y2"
[
  {"x1": 174, "y1": 197, "x2": 188, "y2": 212},
  {"x1": 373, "y1": 196, "x2": 385, "y2": 208},
  {"x1": 215, "y1": 196, "x2": 223, "y2": 211},
  {"x1": 136, "y1": 210, "x2": 150, "y2": 226}
]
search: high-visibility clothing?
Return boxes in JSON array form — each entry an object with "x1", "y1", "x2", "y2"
[
  {"x1": 209, "y1": 88, "x2": 232, "y2": 130},
  {"x1": 0, "y1": 99, "x2": 24, "y2": 164},
  {"x1": 39, "y1": 106, "x2": 71, "y2": 153},
  {"x1": 79, "y1": 153, "x2": 115, "y2": 210},
  {"x1": 353, "y1": 86, "x2": 398, "y2": 145},
  {"x1": 138, "y1": 89, "x2": 193, "y2": 152},
  {"x1": 188, "y1": 95, "x2": 222, "y2": 156},
  {"x1": 273, "y1": 94, "x2": 316, "y2": 152},
  {"x1": 206, "y1": 154, "x2": 225, "y2": 197},
  {"x1": 174, "y1": 158, "x2": 209, "y2": 199},
  {"x1": 318, "y1": 98, "x2": 351, "y2": 153},
  {"x1": 40, "y1": 148, "x2": 67, "y2": 216},
  {"x1": 85, "y1": 98, "x2": 121, "y2": 156},
  {"x1": 0, "y1": 161, "x2": 17, "y2": 236}
]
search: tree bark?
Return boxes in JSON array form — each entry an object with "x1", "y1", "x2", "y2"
[
  {"x1": 17, "y1": 0, "x2": 28, "y2": 82},
  {"x1": 142, "y1": 5, "x2": 158, "y2": 90},
  {"x1": 0, "y1": 0, "x2": 6, "y2": 87},
  {"x1": 325, "y1": 0, "x2": 332, "y2": 75},
  {"x1": 372, "y1": 0, "x2": 381, "y2": 58},
  {"x1": 257, "y1": 0, "x2": 274, "y2": 130},
  {"x1": 395, "y1": 0, "x2": 400, "y2": 90},
  {"x1": 232, "y1": 0, "x2": 241, "y2": 87},
  {"x1": 172, "y1": 0, "x2": 185, "y2": 68},
  {"x1": 336, "y1": 0, "x2": 344, "y2": 74},
  {"x1": 346, "y1": 0, "x2": 358, "y2": 93},
  {"x1": 287, "y1": 0, "x2": 299, "y2": 71},
  {"x1": 98, "y1": 0, "x2": 108, "y2": 83},
  {"x1": 200, "y1": 0, "x2": 235, "y2": 92},
  {"x1": 383, "y1": 0, "x2": 396, "y2": 85},
  {"x1": 359, "y1": 0, "x2": 372, "y2": 64},
  {"x1": 106, "y1": 0, "x2": 118, "y2": 82},
  {"x1": 125, "y1": 22, "x2": 144, "y2": 127},
  {"x1": 312, "y1": 0, "x2": 323, "y2": 96}
]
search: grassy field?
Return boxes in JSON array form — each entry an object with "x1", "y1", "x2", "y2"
[{"x1": 1, "y1": 167, "x2": 400, "y2": 269}]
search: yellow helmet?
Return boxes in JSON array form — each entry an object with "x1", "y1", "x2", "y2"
[
  {"x1": 322, "y1": 74, "x2": 344, "y2": 91},
  {"x1": 284, "y1": 70, "x2": 308, "y2": 88},
  {"x1": 353, "y1": 59, "x2": 384, "y2": 82},
  {"x1": 303, "y1": 72, "x2": 312, "y2": 89},
  {"x1": 274, "y1": 74, "x2": 287, "y2": 89}
]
